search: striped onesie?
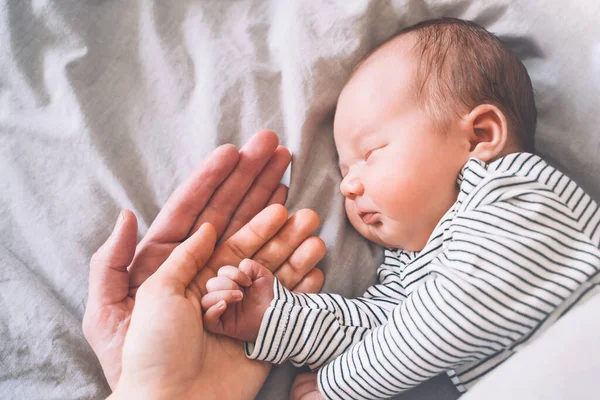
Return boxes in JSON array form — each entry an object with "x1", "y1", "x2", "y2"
[{"x1": 245, "y1": 152, "x2": 600, "y2": 399}]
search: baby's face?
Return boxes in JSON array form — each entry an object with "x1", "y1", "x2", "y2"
[{"x1": 333, "y1": 39, "x2": 468, "y2": 251}]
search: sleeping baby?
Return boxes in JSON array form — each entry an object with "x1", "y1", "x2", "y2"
[{"x1": 200, "y1": 17, "x2": 600, "y2": 399}]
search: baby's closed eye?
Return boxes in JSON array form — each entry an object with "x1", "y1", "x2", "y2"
[{"x1": 364, "y1": 144, "x2": 388, "y2": 160}]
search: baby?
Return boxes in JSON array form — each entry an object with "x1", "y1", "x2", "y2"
[{"x1": 201, "y1": 18, "x2": 600, "y2": 399}]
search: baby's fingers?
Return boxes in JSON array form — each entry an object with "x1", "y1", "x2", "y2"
[
  {"x1": 217, "y1": 265, "x2": 252, "y2": 287},
  {"x1": 206, "y1": 275, "x2": 241, "y2": 293},
  {"x1": 238, "y1": 258, "x2": 270, "y2": 280},
  {"x1": 203, "y1": 300, "x2": 227, "y2": 334},
  {"x1": 201, "y1": 290, "x2": 243, "y2": 311}
]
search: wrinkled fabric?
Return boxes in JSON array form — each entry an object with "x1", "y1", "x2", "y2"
[{"x1": 1, "y1": 1, "x2": 598, "y2": 399}]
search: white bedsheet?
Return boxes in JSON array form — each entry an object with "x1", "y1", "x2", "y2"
[{"x1": 1, "y1": 1, "x2": 599, "y2": 399}]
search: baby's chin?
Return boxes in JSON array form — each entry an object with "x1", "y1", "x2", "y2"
[
  {"x1": 367, "y1": 227, "x2": 400, "y2": 249},
  {"x1": 368, "y1": 234, "x2": 394, "y2": 248},
  {"x1": 350, "y1": 217, "x2": 398, "y2": 249}
]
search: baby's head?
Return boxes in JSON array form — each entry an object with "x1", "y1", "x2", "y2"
[{"x1": 334, "y1": 18, "x2": 536, "y2": 251}]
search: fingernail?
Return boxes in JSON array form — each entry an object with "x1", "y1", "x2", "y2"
[
  {"x1": 218, "y1": 300, "x2": 226, "y2": 309},
  {"x1": 233, "y1": 291, "x2": 243, "y2": 300}
]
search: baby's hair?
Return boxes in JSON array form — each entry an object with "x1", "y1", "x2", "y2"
[{"x1": 353, "y1": 18, "x2": 537, "y2": 152}]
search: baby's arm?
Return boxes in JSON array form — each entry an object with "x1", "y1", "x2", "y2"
[
  {"x1": 202, "y1": 249, "x2": 410, "y2": 372},
  {"x1": 237, "y1": 249, "x2": 409, "y2": 371}
]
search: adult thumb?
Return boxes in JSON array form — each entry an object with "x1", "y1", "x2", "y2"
[
  {"x1": 88, "y1": 210, "x2": 138, "y2": 306},
  {"x1": 152, "y1": 223, "x2": 217, "y2": 292}
]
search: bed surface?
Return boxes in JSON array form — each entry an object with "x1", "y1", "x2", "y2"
[{"x1": 1, "y1": 1, "x2": 599, "y2": 398}]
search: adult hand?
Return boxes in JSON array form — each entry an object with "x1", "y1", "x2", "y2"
[
  {"x1": 83, "y1": 130, "x2": 326, "y2": 398},
  {"x1": 112, "y1": 220, "x2": 325, "y2": 400},
  {"x1": 95, "y1": 205, "x2": 325, "y2": 400},
  {"x1": 83, "y1": 130, "x2": 291, "y2": 388}
]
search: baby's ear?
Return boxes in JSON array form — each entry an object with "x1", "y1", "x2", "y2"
[{"x1": 464, "y1": 104, "x2": 509, "y2": 162}]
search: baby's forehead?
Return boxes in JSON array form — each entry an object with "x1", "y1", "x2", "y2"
[
  {"x1": 350, "y1": 33, "x2": 418, "y2": 79},
  {"x1": 340, "y1": 39, "x2": 421, "y2": 109}
]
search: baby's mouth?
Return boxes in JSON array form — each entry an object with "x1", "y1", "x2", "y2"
[{"x1": 359, "y1": 211, "x2": 379, "y2": 225}]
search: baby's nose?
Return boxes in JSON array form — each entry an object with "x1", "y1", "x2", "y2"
[{"x1": 340, "y1": 174, "x2": 364, "y2": 199}]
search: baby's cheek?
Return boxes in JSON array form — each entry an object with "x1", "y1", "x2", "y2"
[
  {"x1": 345, "y1": 200, "x2": 359, "y2": 228},
  {"x1": 372, "y1": 172, "x2": 414, "y2": 213}
]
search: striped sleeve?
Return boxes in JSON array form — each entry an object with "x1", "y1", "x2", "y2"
[
  {"x1": 317, "y1": 193, "x2": 599, "y2": 399},
  {"x1": 244, "y1": 250, "x2": 410, "y2": 370}
]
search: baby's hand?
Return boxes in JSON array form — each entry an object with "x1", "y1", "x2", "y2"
[
  {"x1": 201, "y1": 258, "x2": 274, "y2": 342},
  {"x1": 290, "y1": 372, "x2": 324, "y2": 400}
]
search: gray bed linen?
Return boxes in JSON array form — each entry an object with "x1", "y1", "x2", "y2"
[{"x1": 1, "y1": 1, "x2": 598, "y2": 399}]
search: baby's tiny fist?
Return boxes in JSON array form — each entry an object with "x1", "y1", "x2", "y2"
[{"x1": 199, "y1": 260, "x2": 275, "y2": 342}]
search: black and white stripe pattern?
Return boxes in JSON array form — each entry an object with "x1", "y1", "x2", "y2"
[{"x1": 245, "y1": 153, "x2": 600, "y2": 399}]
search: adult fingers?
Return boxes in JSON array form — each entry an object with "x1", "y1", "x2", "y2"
[
  {"x1": 128, "y1": 144, "x2": 239, "y2": 292},
  {"x1": 143, "y1": 144, "x2": 239, "y2": 244},
  {"x1": 252, "y1": 209, "x2": 320, "y2": 272},
  {"x1": 150, "y1": 223, "x2": 217, "y2": 293},
  {"x1": 274, "y1": 236, "x2": 326, "y2": 290},
  {"x1": 205, "y1": 204, "x2": 288, "y2": 272},
  {"x1": 87, "y1": 210, "x2": 138, "y2": 308},
  {"x1": 266, "y1": 183, "x2": 289, "y2": 207},
  {"x1": 292, "y1": 269, "x2": 325, "y2": 294},
  {"x1": 219, "y1": 145, "x2": 291, "y2": 244},
  {"x1": 189, "y1": 129, "x2": 280, "y2": 239}
]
